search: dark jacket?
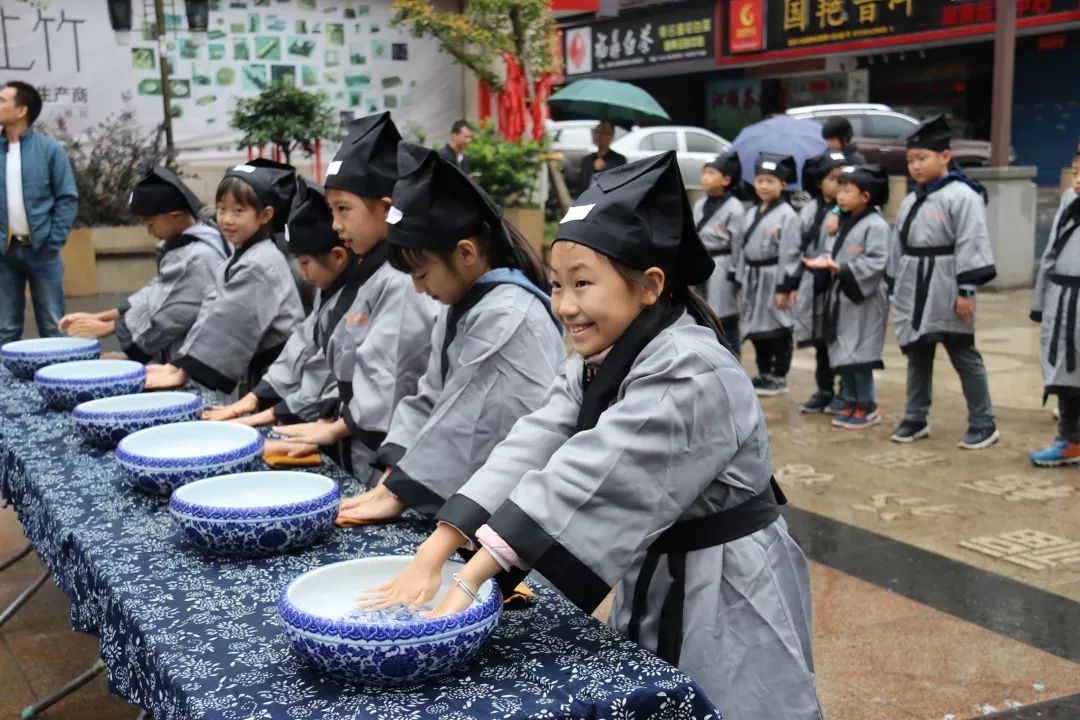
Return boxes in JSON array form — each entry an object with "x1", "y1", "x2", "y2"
[
  {"x1": 0, "y1": 127, "x2": 79, "y2": 251},
  {"x1": 578, "y1": 149, "x2": 628, "y2": 195},
  {"x1": 438, "y1": 144, "x2": 470, "y2": 173}
]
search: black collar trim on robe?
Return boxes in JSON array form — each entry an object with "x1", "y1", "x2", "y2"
[
  {"x1": 830, "y1": 208, "x2": 875, "y2": 259},
  {"x1": 743, "y1": 199, "x2": 785, "y2": 244},
  {"x1": 1049, "y1": 198, "x2": 1080, "y2": 261},
  {"x1": 223, "y1": 232, "x2": 272, "y2": 282},
  {"x1": 439, "y1": 280, "x2": 504, "y2": 384},
  {"x1": 695, "y1": 190, "x2": 732, "y2": 233},
  {"x1": 899, "y1": 175, "x2": 963, "y2": 248},
  {"x1": 575, "y1": 302, "x2": 684, "y2": 433},
  {"x1": 315, "y1": 242, "x2": 388, "y2": 352},
  {"x1": 802, "y1": 201, "x2": 834, "y2": 253}
]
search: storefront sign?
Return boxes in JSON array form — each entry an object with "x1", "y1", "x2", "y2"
[
  {"x1": 564, "y1": 2, "x2": 718, "y2": 74},
  {"x1": 724, "y1": 0, "x2": 1080, "y2": 59},
  {"x1": 729, "y1": 0, "x2": 764, "y2": 53}
]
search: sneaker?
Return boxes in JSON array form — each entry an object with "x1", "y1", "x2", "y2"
[
  {"x1": 824, "y1": 395, "x2": 848, "y2": 415},
  {"x1": 750, "y1": 376, "x2": 765, "y2": 389},
  {"x1": 890, "y1": 420, "x2": 930, "y2": 443},
  {"x1": 832, "y1": 406, "x2": 881, "y2": 429},
  {"x1": 1030, "y1": 438, "x2": 1080, "y2": 467},
  {"x1": 755, "y1": 375, "x2": 788, "y2": 397},
  {"x1": 801, "y1": 390, "x2": 834, "y2": 413},
  {"x1": 959, "y1": 425, "x2": 1000, "y2": 450}
]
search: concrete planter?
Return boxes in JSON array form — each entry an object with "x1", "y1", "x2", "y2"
[
  {"x1": 62, "y1": 225, "x2": 158, "y2": 298},
  {"x1": 966, "y1": 166, "x2": 1038, "y2": 289},
  {"x1": 503, "y1": 207, "x2": 545, "y2": 257}
]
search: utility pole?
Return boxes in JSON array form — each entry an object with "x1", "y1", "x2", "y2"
[
  {"x1": 154, "y1": 0, "x2": 176, "y2": 163},
  {"x1": 989, "y1": 0, "x2": 1015, "y2": 166}
]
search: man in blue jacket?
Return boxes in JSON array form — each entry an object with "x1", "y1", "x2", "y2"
[{"x1": 0, "y1": 81, "x2": 78, "y2": 343}]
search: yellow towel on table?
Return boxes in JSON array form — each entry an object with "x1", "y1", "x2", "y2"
[
  {"x1": 503, "y1": 582, "x2": 535, "y2": 607},
  {"x1": 262, "y1": 450, "x2": 322, "y2": 468}
]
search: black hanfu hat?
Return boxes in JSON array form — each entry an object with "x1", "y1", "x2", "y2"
[
  {"x1": 841, "y1": 163, "x2": 890, "y2": 207},
  {"x1": 801, "y1": 150, "x2": 847, "y2": 193},
  {"x1": 387, "y1": 141, "x2": 507, "y2": 251},
  {"x1": 704, "y1": 150, "x2": 742, "y2": 179},
  {"x1": 906, "y1": 114, "x2": 952, "y2": 152},
  {"x1": 285, "y1": 177, "x2": 342, "y2": 256},
  {"x1": 222, "y1": 158, "x2": 297, "y2": 232},
  {"x1": 754, "y1": 152, "x2": 797, "y2": 184},
  {"x1": 324, "y1": 111, "x2": 401, "y2": 199},
  {"x1": 129, "y1": 165, "x2": 202, "y2": 217},
  {"x1": 555, "y1": 150, "x2": 713, "y2": 286}
]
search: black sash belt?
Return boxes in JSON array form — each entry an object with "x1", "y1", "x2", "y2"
[
  {"x1": 902, "y1": 244, "x2": 955, "y2": 257},
  {"x1": 708, "y1": 248, "x2": 732, "y2": 257},
  {"x1": 745, "y1": 257, "x2": 778, "y2": 268},
  {"x1": 630, "y1": 477, "x2": 788, "y2": 667},
  {"x1": 1049, "y1": 274, "x2": 1080, "y2": 373}
]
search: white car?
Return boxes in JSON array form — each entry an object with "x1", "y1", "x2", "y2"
[{"x1": 611, "y1": 126, "x2": 732, "y2": 190}]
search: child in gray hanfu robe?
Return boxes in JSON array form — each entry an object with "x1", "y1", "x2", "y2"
[
  {"x1": 334, "y1": 142, "x2": 564, "y2": 522},
  {"x1": 147, "y1": 161, "x2": 304, "y2": 396},
  {"x1": 887, "y1": 115, "x2": 998, "y2": 449},
  {"x1": 58, "y1": 166, "x2": 228, "y2": 364},
  {"x1": 692, "y1": 150, "x2": 745, "y2": 352},
  {"x1": 739, "y1": 152, "x2": 802, "y2": 396},
  {"x1": 805, "y1": 165, "x2": 890, "y2": 430},
  {"x1": 794, "y1": 151, "x2": 847, "y2": 414},
  {"x1": 1030, "y1": 153, "x2": 1080, "y2": 466},
  {"x1": 363, "y1": 152, "x2": 822, "y2": 720}
]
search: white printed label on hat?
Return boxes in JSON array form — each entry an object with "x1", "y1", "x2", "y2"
[
  {"x1": 284, "y1": 225, "x2": 291, "y2": 244},
  {"x1": 560, "y1": 203, "x2": 595, "y2": 223},
  {"x1": 761, "y1": 161, "x2": 777, "y2": 171},
  {"x1": 842, "y1": 165, "x2": 856, "y2": 173},
  {"x1": 325, "y1": 160, "x2": 342, "y2": 176},
  {"x1": 386, "y1": 206, "x2": 404, "y2": 225},
  {"x1": 129, "y1": 191, "x2": 134, "y2": 204},
  {"x1": 232, "y1": 164, "x2": 256, "y2": 173},
  {"x1": 830, "y1": 152, "x2": 846, "y2": 161}
]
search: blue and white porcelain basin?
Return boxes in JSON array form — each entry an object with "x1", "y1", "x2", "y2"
[
  {"x1": 170, "y1": 471, "x2": 338, "y2": 556},
  {"x1": 279, "y1": 556, "x2": 503, "y2": 685},
  {"x1": 34, "y1": 359, "x2": 145, "y2": 410},
  {"x1": 72, "y1": 391, "x2": 203, "y2": 448},
  {"x1": 116, "y1": 421, "x2": 263, "y2": 496},
  {"x1": 0, "y1": 337, "x2": 101, "y2": 379}
]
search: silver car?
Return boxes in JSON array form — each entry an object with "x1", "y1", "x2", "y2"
[{"x1": 611, "y1": 126, "x2": 732, "y2": 190}]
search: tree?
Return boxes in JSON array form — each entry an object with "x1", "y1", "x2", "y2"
[
  {"x1": 229, "y1": 83, "x2": 343, "y2": 165},
  {"x1": 390, "y1": 0, "x2": 559, "y2": 97}
]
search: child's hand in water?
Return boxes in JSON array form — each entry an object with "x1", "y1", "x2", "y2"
[
  {"x1": 355, "y1": 549, "x2": 444, "y2": 611},
  {"x1": 336, "y1": 484, "x2": 405, "y2": 524}
]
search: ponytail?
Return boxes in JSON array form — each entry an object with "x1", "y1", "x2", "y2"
[{"x1": 496, "y1": 218, "x2": 550, "y2": 294}]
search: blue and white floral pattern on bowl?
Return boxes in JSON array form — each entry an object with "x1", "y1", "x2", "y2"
[
  {"x1": 278, "y1": 556, "x2": 502, "y2": 685},
  {"x1": 0, "y1": 337, "x2": 101, "y2": 379},
  {"x1": 34, "y1": 359, "x2": 146, "y2": 410},
  {"x1": 116, "y1": 421, "x2": 264, "y2": 496},
  {"x1": 72, "y1": 392, "x2": 203, "y2": 448},
  {"x1": 169, "y1": 471, "x2": 339, "y2": 557}
]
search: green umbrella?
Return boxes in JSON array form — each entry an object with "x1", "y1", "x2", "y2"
[{"x1": 548, "y1": 78, "x2": 670, "y2": 126}]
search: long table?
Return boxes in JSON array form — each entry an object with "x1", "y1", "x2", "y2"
[{"x1": 0, "y1": 369, "x2": 720, "y2": 720}]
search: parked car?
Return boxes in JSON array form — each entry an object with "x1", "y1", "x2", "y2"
[
  {"x1": 546, "y1": 119, "x2": 628, "y2": 197},
  {"x1": 611, "y1": 126, "x2": 732, "y2": 190},
  {"x1": 785, "y1": 103, "x2": 995, "y2": 175}
]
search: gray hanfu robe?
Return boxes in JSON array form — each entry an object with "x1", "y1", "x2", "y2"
[
  {"x1": 175, "y1": 236, "x2": 304, "y2": 395},
  {"x1": 378, "y1": 281, "x2": 565, "y2": 515},
  {"x1": 442, "y1": 313, "x2": 821, "y2": 720},
  {"x1": 692, "y1": 194, "x2": 744, "y2": 320},
  {"x1": 1032, "y1": 193, "x2": 1080, "y2": 397},
  {"x1": 114, "y1": 223, "x2": 229, "y2": 364},
  {"x1": 887, "y1": 177, "x2": 996, "y2": 352},
  {"x1": 823, "y1": 210, "x2": 890, "y2": 372},
  {"x1": 792, "y1": 198, "x2": 834, "y2": 347},
  {"x1": 739, "y1": 200, "x2": 802, "y2": 341},
  {"x1": 324, "y1": 258, "x2": 438, "y2": 486}
]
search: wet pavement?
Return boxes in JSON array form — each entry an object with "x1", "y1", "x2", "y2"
[{"x1": 2, "y1": 288, "x2": 1079, "y2": 719}]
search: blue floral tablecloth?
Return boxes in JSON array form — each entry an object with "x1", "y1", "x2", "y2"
[{"x1": 0, "y1": 369, "x2": 720, "y2": 720}]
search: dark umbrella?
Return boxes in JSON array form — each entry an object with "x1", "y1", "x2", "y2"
[
  {"x1": 731, "y1": 115, "x2": 828, "y2": 186},
  {"x1": 548, "y1": 78, "x2": 670, "y2": 127}
]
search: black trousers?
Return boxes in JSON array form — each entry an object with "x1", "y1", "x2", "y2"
[
  {"x1": 752, "y1": 331, "x2": 793, "y2": 379},
  {"x1": 1059, "y1": 394, "x2": 1080, "y2": 444},
  {"x1": 813, "y1": 339, "x2": 834, "y2": 393}
]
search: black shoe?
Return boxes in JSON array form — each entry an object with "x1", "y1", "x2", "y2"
[
  {"x1": 756, "y1": 375, "x2": 788, "y2": 397},
  {"x1": 890, "y1": 420, "x2": 930, "y2": 443},
  {"x1": 801, "y1": 390, "x2": 834, "y2": 413},
  {"x1": 750, "y1": 376, "x2": 765, "y2": 389},
  {"x1": 959, "y1": 425, "x2": 1000, "y2": 450}
]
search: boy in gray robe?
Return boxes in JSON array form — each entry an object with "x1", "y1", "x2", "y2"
[
  {"x1": 739, "y1": 152, "x2": 802, "y2": 396},
  {"x1": 887, "y1": 115, "x2": 998, "y2": 449},
  {"x1": 1030, "y1": 151, "x2": 1080, "y2": 466},
  {"x1": 692, "y1": 150, "x2": 745, "y2": 352},
  {"x1": 58, "y1": 166, "x2": 229, "y2": 363}
]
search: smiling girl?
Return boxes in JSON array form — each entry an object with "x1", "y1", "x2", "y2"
[{"x1": 145, "y1": 160, "x2": 303, "y2": 395}]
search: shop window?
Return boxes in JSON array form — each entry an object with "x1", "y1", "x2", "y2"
[
  {"x1": 640, "y1": 132, "x2": 679, "y2": 152},
  {"x1": 685, "y1": 132, "x2": 724, "y2": 154},
  {"x1": 863, "y1": 113, "x2": 918, "y2": 139}
]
